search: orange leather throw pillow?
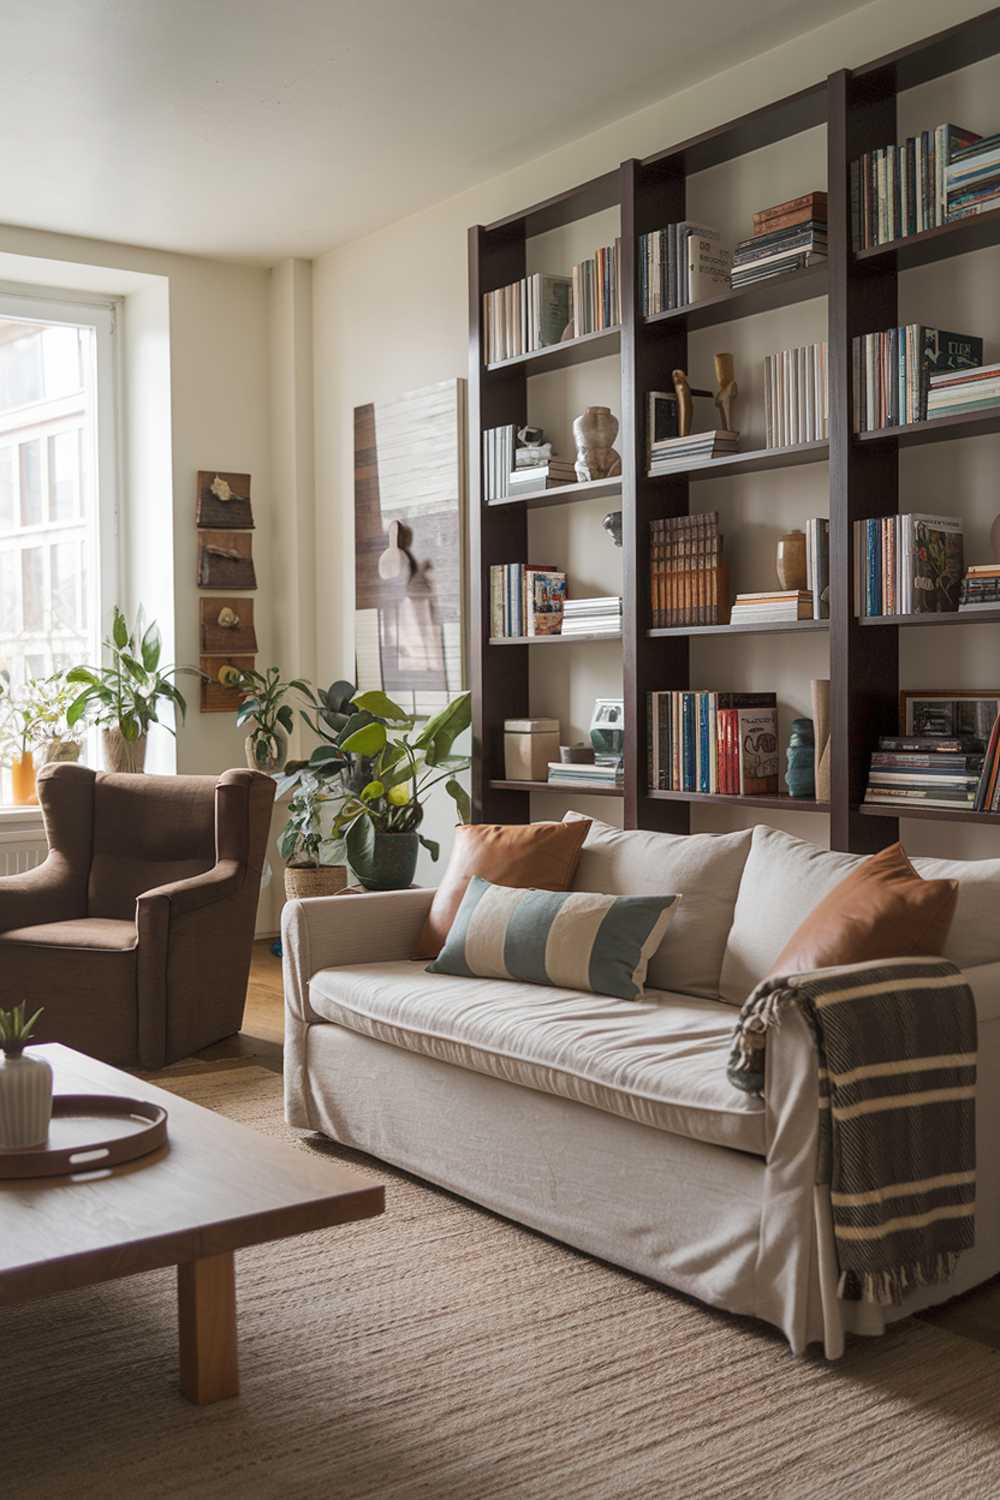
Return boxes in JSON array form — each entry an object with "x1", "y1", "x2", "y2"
[
  {"x1": 771, "y1": 841, "x2": 959, "y2": 977},
  {"x1": 414, "y1": 820, "x2": 592, "y2": 961}
]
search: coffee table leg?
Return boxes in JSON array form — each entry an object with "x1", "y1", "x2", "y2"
[{"x1": 177, "y1": 1251, "x2": 239, "y2": 1403}]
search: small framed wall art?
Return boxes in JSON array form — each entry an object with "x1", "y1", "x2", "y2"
[
  {"x1": 197, "y1": 530, "x2": 257, "y2": 591},
  {"x1": 196, "y1": 471, "x2": 254, "y2": 530},
  {"x1": 200, "y1": 654, "x2": 256, "y2": 714},
  {"x1": 199, "y1": 596, "x2": 258, "y2": 655}
]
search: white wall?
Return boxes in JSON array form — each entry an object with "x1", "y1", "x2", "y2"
[{"x1": 313, "y1": 0, "x2": 1000, "y2": 870}]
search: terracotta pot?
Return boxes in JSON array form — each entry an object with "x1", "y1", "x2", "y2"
[
  {"x1": 10, "y1": 753, "x2": 37, "y2": 806},
  {"x1": 0, "y1": 1049, "x2": 53, "y2": 1149},
  {"x1": 351, "y1": 831, "x2": 420, "y2": 892},
  {"x1": 102, "y1": 729, "x2": 147, "y2": 774},
  {"x1": 776, "y1": 530, "x2": 807, "y2": 591},
  {"x1": 283, "y1": 864, "x2": 349, "y2": 901},
  {"x1": 245, "y1": 729, "x2": 288, "y2": 775},
  {"x1": 573, "y1": 406, "x2": 622, "y2": 482}
]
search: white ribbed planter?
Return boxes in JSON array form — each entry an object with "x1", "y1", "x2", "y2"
[{"x1": 0, "y1": 1051, "x2": 53, "y2": 1149}]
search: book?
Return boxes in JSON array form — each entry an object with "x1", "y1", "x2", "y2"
[
  {"x1": 570, "y1": 240, "x2": 622, "y2": 337},
  {"x1": 638, "y1": 222, "x2": 722, "y2": 313},
  {"x1": 763, "y1": 342, "x2": 829, "y2": 448},
  {"x1": 482, "y1": 275, "x2": 571, "y2": 363},
  {"x1": 852, "y1": 326, "x2": 982, "y2": 431},
  {"x1": 806, "y1": 517, "x2": 830, "y2": 618},
  {"x1": 489, "y1": 563, "x2": 560, "y2": 637},
  {"x1": 648, "y1": 514, "x2": 726, "y2": 626},
  {"x1": 851, "y1": 125, "x2": 980, "y2": 248},
  {"x1": 647, "y1": 690, "x2": 777, "y2": 794},
  {"x1": 752, "y1": 192, "x2": 827, "y2": 232},
  {"x1": 729, "y1": 590, "x2": 813, "y2": 623},
  {"x1": 648, "y1": 431, "x2": 739, "y2": 475},
  {"x1": 525, "y1": 570, "x2": 566, "y2": 636},
  {"x1": 731, "y1": 210, "x2": 827, "y2": 290},
  {"x1": 853, "y1": 513, "x2": 963, "y2": 616}
]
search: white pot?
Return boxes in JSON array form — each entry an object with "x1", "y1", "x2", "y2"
[{"x1": 0, "y1": 1050, "x2": 54, "y2": 1150}]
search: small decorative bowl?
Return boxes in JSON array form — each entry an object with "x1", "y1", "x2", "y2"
[{"x1": 559, "y1": 744, "x2": 596, "y2": 764}]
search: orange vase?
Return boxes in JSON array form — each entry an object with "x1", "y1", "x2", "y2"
[{"x1": 10, "y1": 752, "x2": 37, "y2": 806}]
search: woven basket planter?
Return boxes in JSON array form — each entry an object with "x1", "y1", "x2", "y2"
[{"x1": 284, "y1": 865, "x2": 349, "y2": 901}]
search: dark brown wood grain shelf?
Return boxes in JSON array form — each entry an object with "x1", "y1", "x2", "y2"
[
  {"x1": 858, "y1": 611, "x2": 1000, "y2": 628},
  {"x1": 853, "y1": 205, "x2": 1000, "y2": 273},
  {"x1": 648, "y1": 620, "x2": 829, "y2": 639},
  {"x1": 647, "y1": 438, "x2": 828, "y2": 483},
  {"x1": 484, "y1": 327, "x2": 620, "y2": 377},
  {"x1": 855, "y1": 803, "x2": 999, "y2": 826},
  {"x1": 487, "y1": 478, "x2": 622, "y2": 512},
  {"x1": 489, "y1": 779, "x2": 623, "y2": 798},
  {"x1": 646, "y1": 790, "x2": 830, "y2": 813},
  {"x1": 854, "y1": 408, "x2": 1000, "y2": 449},
  {"x1": 489, "y1": 632, "x2": 622, "y2": 647},
  {"x1": 643, "y1": 263, "x2": 828, "y2": 334}
]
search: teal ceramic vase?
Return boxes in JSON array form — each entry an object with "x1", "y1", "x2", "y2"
[{"x1": 785, "y1": 718, "x2": 816, "y2": 799}]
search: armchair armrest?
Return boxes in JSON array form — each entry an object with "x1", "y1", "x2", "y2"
[
  {"x1": 137, "y1": 858, "x2": 243, "y2": 919},
  {"x1": 0, "y1": 853, "x2": 83, "y2": 933}
]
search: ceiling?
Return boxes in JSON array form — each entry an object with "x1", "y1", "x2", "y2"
[{"x1": 3, "y1": 0, "x2": 867, "y2": 264}]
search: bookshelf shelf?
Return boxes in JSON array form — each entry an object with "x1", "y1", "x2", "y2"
[
  {"x1": 643, "y1": 263, "x2": 828, "y2": 334},
  {"x1": 489, "y1": 632, "x2": 622, "y2": 647},
  {"x1": 647, "y1": 620, "x2": 829, "y2": 639},
  {"x1": 468, "y1": 11, "x2": 1000, "y2": 849},
  {"x1": 487, "y1": 477, "x2": 622, "y2": 513},
  {"x1": 489, "y1": 779, "x2": 623, "y2": 798},
  {"x1": 484, "y1": 327, "x2": 620, "y2": 377}
]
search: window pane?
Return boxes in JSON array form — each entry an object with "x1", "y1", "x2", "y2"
[
  {"x1": 0, "y1": 549, "x2": 17, "y2": 635},
  {"x1": 0, "y1": 447, "x2": 13, "y2": 532},
  {"x1": 49, "y1": 429, "x2": 80, "y2": 521},
  {"x1": 0, "y1": 329, "x2": 43, "y2": 411},
  {"x1": 50, "y1": 539, "x2": 80, "y2": 631},
  {"x1": 21, "y1": 546, "x2": 44, "y2": 631},
  {"x1": 41, "y1": 327, "x2": 82, "y2": 399},
  {"x1": 19, "y1": 440, "x2": 42, "y2": 526}
]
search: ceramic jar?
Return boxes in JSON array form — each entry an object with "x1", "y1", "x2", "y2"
[
  {"x1": 573, "y1": 407, "x2": 622, "y2": 482},
  {"x1": 10, "y1": 753, "x2": 37, "y2": 806},
  {"x1": 785, "y1": 718, "x2": 816, "y2": 799},
  {"x1": 776, "y1": 530, "x2": 808, "y2": 591},
  {"x1": 102, "y1": 729, "x2": 147, "y2": 774},
  {"x1": 0, "y1": 1049, "x2": 53, "y2": 1150}
]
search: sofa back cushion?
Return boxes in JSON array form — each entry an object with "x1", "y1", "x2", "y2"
[
  {"x1": 718, "y1": 825, "x2": 1000, "y2": 1003},
  {"x1": 563, "y1": 813, "x2": 752, "y2": 998}
]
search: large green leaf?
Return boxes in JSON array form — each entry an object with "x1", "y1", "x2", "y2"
[
  {"x1": 414, "y1": 692, "x2": 471, "y2": 764},
  {"x1": 360, "y1": 780, "x2": 384, "y2": 802},
  {"x1": 340, "y1": 721, "x2": 387, "y2": 756},
  {"x1": 276, "y1": 703, "x2": 295, "y2": 734},
  {"x1": 418, "y1": 834, "x2": 440, "y2": 862},
  {"x1": 66, "y1": 688, "x2": 95, "y2": 727},
  {"x1": 66, "y1": 667, "x2": 99, "y2": 686},
  {"x1": 381, "y1": 759, "x2": 419, "y2": 790},
  {"x1": 236, "y1": 698, "x2": 260, "y2": 727},
  {"x1": 120, "y1": 653, "x2": 147, "y2": 683},
  {"x1": 345, "y1": 814, "x2": 375, "y2": 874},
  {"x1": 445, "y1": 778, "x2": 471, "y2": 824},
  {"x1": 111, "y1": 608, "x2": 129, "y2": 649},
  {"x1": 352, "y1": 690, "x2": 412, "y2": 725},
  {"x1": 141, "y1": 621, "x2": 162, "y2": 673},
  {"x1": 325, "y1": 680, "x2": 357, "y2": 714}
]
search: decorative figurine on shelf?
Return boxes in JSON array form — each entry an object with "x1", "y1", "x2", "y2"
[
  {"x1": 777, "y1": 529, "x2": 808, "y2": 590},
  {"x1": 785, "y1": 718, "x2": 816, "y2": 799},
  {"x1": 602, "y1": 510, "x2": 623, "y2": 547},
  {"x1": 713, "y1": 352, "x2": 738, "y2": 432},
  {"x1": 672, "y1": 370, "x2": 693, "y2": 438},
  {"x1": 573, "y1": 406, "x2": 621, "y2": 482},
  {"x1": 590, "y1": 697, "x2": 625, "y2": 761}
]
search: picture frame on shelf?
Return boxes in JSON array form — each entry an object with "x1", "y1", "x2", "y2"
[{"x1": 900, "y1": 690, "x2": 1000, "y2": 742}]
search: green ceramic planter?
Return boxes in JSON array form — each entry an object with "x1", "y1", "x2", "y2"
[{"x1": 353, "y1": 831, "x2": 419, "y2": 892}]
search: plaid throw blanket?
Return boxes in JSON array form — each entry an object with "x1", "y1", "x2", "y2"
[{"x1": 728, "y1": 955, "x2": 976, "y2": 1306}]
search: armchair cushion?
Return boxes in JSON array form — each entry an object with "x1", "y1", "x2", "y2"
[
  {"x1": 0, "y1": 918, "x2": 136, "y2": 951},
  {"x1": 87, "y1": 773, "x2": 217, "y2": 918}
]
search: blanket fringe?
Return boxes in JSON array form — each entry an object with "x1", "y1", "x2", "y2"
[{"x1": 838, "y1": 1252, "x2": 962, "y2": 1307}]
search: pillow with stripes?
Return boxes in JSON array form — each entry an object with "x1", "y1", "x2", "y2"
[{"x1": 426, "y1": 876, "x2": 680, "y2": 1001}]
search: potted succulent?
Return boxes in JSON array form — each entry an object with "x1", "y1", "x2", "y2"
[
  {"x1": 217, "y1": 664, "x2": 310, "y2": 773},
  {"x1": 0, "y1": 673, "x2": 81, "y2": 805},
  {"x1": 0, "y1": 1004, "x2": 52, "y2": 1150},
  {"x1": 67, "y1": 607, "x2": 193, "y2": 773},
  {"x1": 280, "y1": 684, "x2": 471, "y2": 891}
]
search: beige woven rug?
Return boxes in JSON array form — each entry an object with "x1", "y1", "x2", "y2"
[{"x1": 6, "y1": 1063, "x2": 1000, "y2": 1499}]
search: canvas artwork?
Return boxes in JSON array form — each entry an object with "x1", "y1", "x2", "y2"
[
  {"x1": 196, "y1": 471, "x2": 254, "y2": 530},
  {"x1": 200, "y1": 654, "x2": 255, "y2": 714},
  {"x1": 354, "y1": 378, "x2": 466, "y2": 716},
  {"x1": 197, "y1": 530, "x2": 257, "y2": 590},
  {"x1": 901, "y1": 690, "x2": 1000, "y2": 741},
  {"x1": 199, "y1": 596, "x2": 258, "y2": 655}
]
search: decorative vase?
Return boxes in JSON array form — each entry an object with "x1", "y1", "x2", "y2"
[
  {"x1": 992, "y1": 512, "x2": 1000, "y2": 563},
  {"x1": 812, "y1": 679, "x2": 831, "y2": 802},
  {"x1": 776, "y1": 530, "x2": 808, "y2": 591},
  {"x1": 41, "y1": 738, "x2": 82, "y2": 767},
  {"x1": 10, "y1": 752, "x2": 37, "y2": 806},
  {"x1": 102, "y1": 729, "x2": 147, "y2": 774},
  {"x1": 0, "y1": 1048, "x2": 53, "y2": 1150},
  {"x1": 601, "y1": 510, "x2": 623, "y2": 547},
  {"x1": 283, "y1": 864, "x2": 348, "y2": 901},
  {"x1": 352, "y1": 831, "x2": 419, "y2": 892},
  {"x1": 573, "y1": 407, "x2": 622, "y2": 482},
  {"x1": 245, "y1": 730, "x2": 288, "y2": 775},
  {"x1": 785, "y1": 718, "x2": 816, "y2": 798}
]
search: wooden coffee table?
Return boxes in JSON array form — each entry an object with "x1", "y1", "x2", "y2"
[{"x1": 0, "y1": 1044, "x2": 383, "y2": 1403}]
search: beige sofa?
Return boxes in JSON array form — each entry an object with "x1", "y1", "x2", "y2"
[{"x1": 282, "y1": 819, "x2": 1000, "y2": 1357}]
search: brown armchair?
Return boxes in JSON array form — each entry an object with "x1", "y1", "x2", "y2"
[{"x1": 0, "y1": 764, "x2": 275, "y2": 1068}]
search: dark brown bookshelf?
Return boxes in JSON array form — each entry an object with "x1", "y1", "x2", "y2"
[
  {"x1": 489, "y1": 779, "x2": 623, "y2": 798},
  {"x1": 489, "y1": 632, "x2": 622, "y2": 647},
  {"x1": 487, "y1": 477, "x2": 621, "y2": 512},
  {"x1": 467, "y1": 9, "x2": 1000, "y2": 848}
]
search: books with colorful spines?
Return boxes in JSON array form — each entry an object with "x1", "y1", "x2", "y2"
[
  {"x1": 960, "y1": 564, "x2": 1000, "y2": 610},
  {"x1": 927, "y1": 362, "x2": 1000, "y2": 418},
  {"x1": 489, "y1": 562, "x2": 559, "y2": 638},
  {"x1": 729, "y1": 590, "x2": 813, "y2": 623},
  {"x1": 752, "y1": 192, "x2": 827, "y2": 234},
  {"x1": 852, "y1": 326, "x2": 982, "y2": 430},
  {"x1": 973, "y1": 714, "x2": 1000, "y2": 812},
  {"x1": 850, "y1": 125, "x2": 980, "y2": 248},
  {"x1": 853, "y1": 514, "x2": 963, "y2": 616},
  {"x1": 570, "y1": 239, "x2": 622, "y2": 337},
  {"x1": 647, "y1": 690, "x2": 777, "y2": 794},
  {"x1": 638, "y1": 223, "x2": 721, "y2": 313},
  {"x1": 946, "y1": 130, "x2": 1000, "y2": 219}
]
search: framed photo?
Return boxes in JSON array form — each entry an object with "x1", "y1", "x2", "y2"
[
  {"x1": 900, "y1": 690, "x2": 1000, "y2": 742},
  {"x1": 590, "y1": 697, "x2": 625, "y2": 760}
]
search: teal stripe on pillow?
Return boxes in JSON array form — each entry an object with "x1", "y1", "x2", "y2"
[{"x1": 427, "y1": 876, "x2": 679, "y2": 1000}]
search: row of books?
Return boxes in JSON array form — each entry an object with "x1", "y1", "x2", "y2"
[
  {"x1": 763, "y1": 341, "x2": 829, "y2": 449},
  {"x1": 489, "y1": 564, "x2": 565, "y2": 638},
  {"x1": 561, "y1": 596, "x2": 622, "y2": 637},
  {"x1": 570, "y1": 239, "x2": 623, "y2": 338},
  {"x1": 862, "y1": 734, "x2": 985, "y2": 813},
  {"x1": 927, "y1": 361, "x2": 1000, "y2": 420},
  {"x1": 482, "y1": 424, "x2": 516, "y2": 502},
  {"x1": 853, "y1": 513, "x2": 963, "y2": 617},
  {"x1": 546, "y1": 760, "x2": 623, "y2": 789},
  {"x1": 851, "y1": 325, "x2": 981, "y2": 431},
  {"x1": 638, "y1": 222, "x2": 730, "y2": 315},
  {"x1": 647, "y1": 691, "x2": 778, "y2": 795},
  {"x1": 850, "y1": 124, "x2": 979, "y2": 248},
  {"x1": 731, "y1": 192, "x2": 827, "y2": 289},
  {"x1": 945, "y1": 129, "x2": 1000, "y2": 222},
  {"x1": 648, "y1": 430, "x2": 738, "y2": 474},
  {"x1": 960, "y1": 563, "x2": 1000, "y2": 613},
  {"x1": 648, "y1": 513, "x2": 726, "y2": 627},
  {"x1": 481, "y1": 275, "x2": 570, "y2": 365},
  {"x1": 507, "y1": 459, "x2": 576, "y2": 496}
]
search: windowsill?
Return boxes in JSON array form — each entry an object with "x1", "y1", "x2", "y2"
[{"x1": 0, "y1": 804, "x2": 44, "y2": 829}]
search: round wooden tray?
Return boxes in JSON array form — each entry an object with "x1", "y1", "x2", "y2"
[{"x1": 0, "y1": 1094, "x2": 168, "y2": 1180}]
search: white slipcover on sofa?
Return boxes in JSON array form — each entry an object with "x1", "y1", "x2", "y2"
[{"x1": 282, "y1": 820, "x2": 1000, "y2": 1356}]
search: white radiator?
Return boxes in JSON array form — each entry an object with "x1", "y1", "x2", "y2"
[{"x1": 0, "y1": 823, "x2": 47, "y2": 877}]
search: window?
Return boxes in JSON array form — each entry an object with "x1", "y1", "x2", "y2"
[{"x1": 0, "y1": 292, "x2": 118, "y2": 803}]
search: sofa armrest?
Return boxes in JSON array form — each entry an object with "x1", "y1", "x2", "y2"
[
  {"x1": 964, "y1": 960, "x2": 1000, "y2": 1025},
  {"x1": 0, "y1": 854, "x2": 82, "y2": 933},
  {"x1": 137, "y1": 858, "x2": 243, "y2": 918},
  {"x1": 281, "y1": 887, "x2": 435, "y2": 1025}
]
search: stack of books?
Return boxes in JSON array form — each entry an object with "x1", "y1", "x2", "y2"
[
  {"x1": 561, "y1": 596, "x2": 622, "y2": 637},
  {"x1": 960, "y1": 563, "x2": 1000, "y2": 613},
  {"x1": 481, "y1": 274, "x2": 571, "y2": 364},
  {"x1": 483, "y1": 424, "x2": 516, "y2": 502},
  {"x1": 729, "y1": 590, "x2": 813, "y2": 624},
  {"x1": 853, "y1": 513, "x2": 964, "y2": 616},
  {"x1": 851, "y1": 326, "x2": 981, "y2": 430},
  {"x1": 946, "y1": 130, "x2": 1000, "y2": 221},
  {"x1": 763, "y1": 341, "x2": 829, "y2": 447},
  {"x1": 638, "y1": 223, "x2": 730, "y2": 314},
  {"x1": 730, "y1": 193, "x2": 827, "y2": 289},
  {"x1": 927, "y1": 361, "x2": 1000, "y2": 419},
  {"x1": 850, "y1": 124, "x2": 980, "y2": 247},
  {"x1": 863, "y1": 734, "x2": 985, "y2": 812},
  {"x1": 507, "y1": 458, "x2": 577, "y2": 495},
  {"x1": 546, "y1": 760, "x2": 623, "y2": 790},
  {"x1": 647, "y1": 691, "x2": 778, "y2": 795},
  {"x1": 648, "y1": 513, "x2": 727, "y2": 627},
  {"x1": 490, "y1": 564, "x2": 565, "y2": 638},
  {"x1": 648, "y1": 431, "x2": 739, "y2": 474},
  {"x1": 570, "y1": 239, "x2": 622, "y2": 337},
  {"x1": 974, "y1": 717, "x2": 1000, "y2": 813},
  {"x1": 806, "y1": 516, "x2": 831, "y2": 619}
]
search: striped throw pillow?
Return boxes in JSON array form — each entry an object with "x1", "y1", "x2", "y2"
[{"x1": 427, "y1": 876, "x2": 680, "y2": 1000}]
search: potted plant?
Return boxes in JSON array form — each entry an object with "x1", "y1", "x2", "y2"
[
  {"x1": 217, "y1": 664, "x2": 310, "y2": 773},
  {"x1": 66, "y1": 608, "x2": 193, "y2": 773},
  {"x1": 0, "y1": 1004, "x2": 52, "y2": 1150},
  {"x1": 0, "y1": 673, "x2": 81, "y2": 805},
  {"x1": 281, "y1": 685, "x2": 471, "y2": 891},
  {"x1": 277, "y1": 769, "x2": 349, "y2": 899}
]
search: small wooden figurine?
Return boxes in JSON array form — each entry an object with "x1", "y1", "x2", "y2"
[
  {"x1": 713, "y1": 352, "x2": 738, "y2": 433},
  {"x1": 671, "y1": 370, "x2": 693, "y2": 438}
]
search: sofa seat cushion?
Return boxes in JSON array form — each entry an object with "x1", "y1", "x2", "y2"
[
  {"x1": 308, "y1": 960, "x2": 765, "y2": 1155},
  {"x1": 0, "y1": 918, "x2": 137, "y2": 951}
]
